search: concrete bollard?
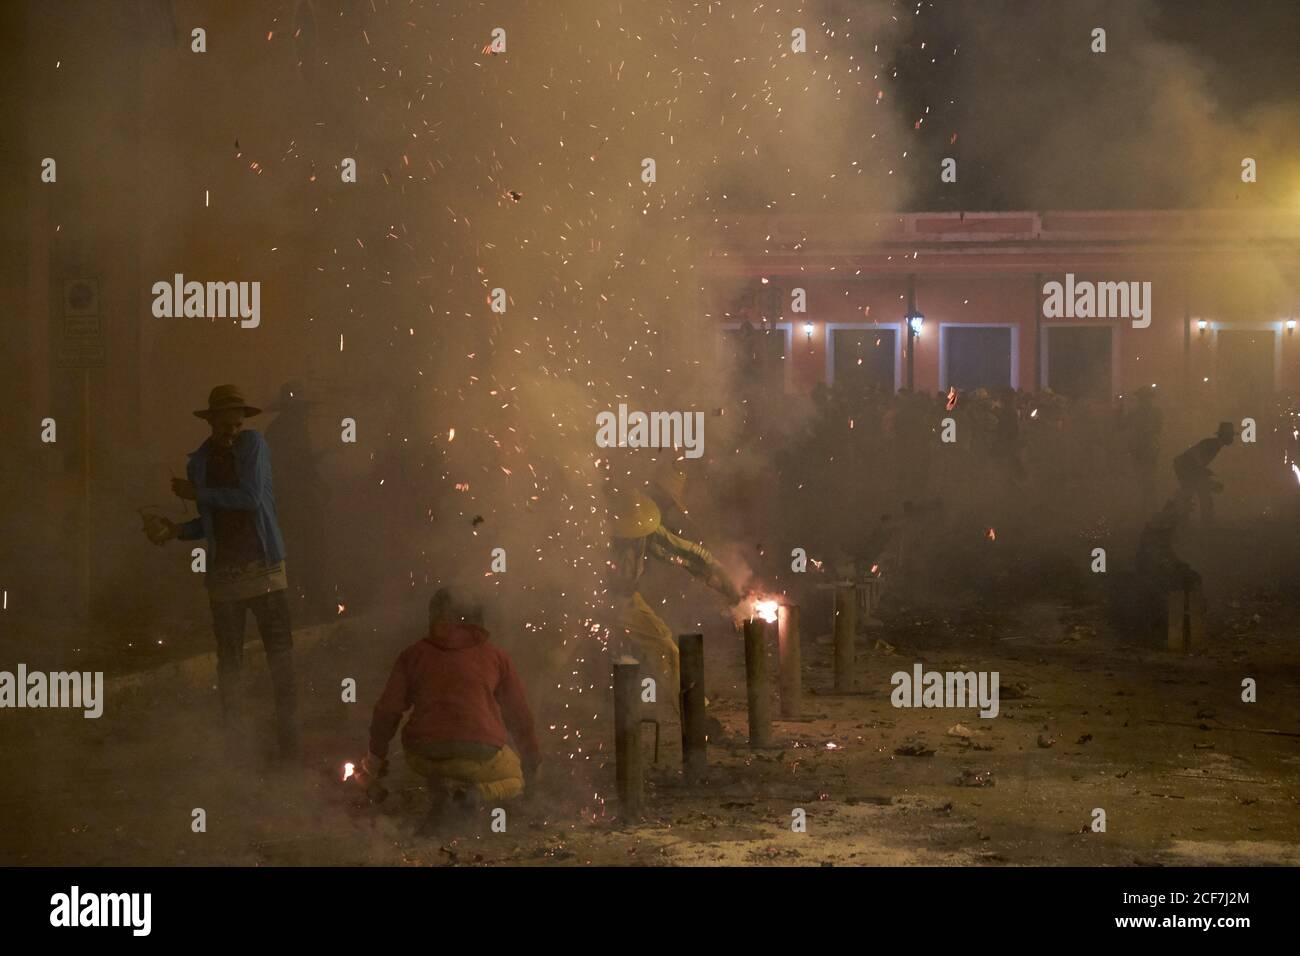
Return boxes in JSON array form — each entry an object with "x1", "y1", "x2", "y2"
[
  {"x1": 613, "y1": 659, "x2": 643, "y2": 816},
  {"x1": 678, "y1": 633, "x2": 707, "y2": 776},
  {"x1": 777, "y1": 604, "x2": 802, "y2": 718},
  {"x1": 833, "y1": 583, "x2": 856, "y2": 693},
  {"x1": 742, "y1": 618, "x2": 773, "y2": 748}
]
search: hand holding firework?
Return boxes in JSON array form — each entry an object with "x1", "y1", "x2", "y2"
[{"x1": 344, "y1": 753, "x2": 389, "y2": 803}]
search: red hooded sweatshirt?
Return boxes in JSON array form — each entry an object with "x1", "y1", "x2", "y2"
[{"x1": 368, "y1": 621, "x2": 541, "y2": 771}]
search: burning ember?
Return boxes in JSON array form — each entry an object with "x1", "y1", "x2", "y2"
[
  {"x1": 753, "y1": 599, "x2": 779, "y2": 623},
  {"x1": 337, "y1": 603, "x2": 347, "y2": 615},
  {"x1": 946, "y1": 386, "x2": 958, "y2": 411},
  {"x1": 985, "y1": 527, "x2": 997, "y2": 541},
  {"x1": 342, "y1": 762, "x2": 355, "y2": 782}
]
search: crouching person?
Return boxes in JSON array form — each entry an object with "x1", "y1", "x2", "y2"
[{"x1": 362, "y1": 588, "x2": 542, "y2": 832}]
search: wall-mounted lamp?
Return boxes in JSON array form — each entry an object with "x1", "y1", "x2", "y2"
[
  {"x1": 908, "y1": 312, "x2": 924, "y2": 336},
  {"x1": 804, "y1": 321, "x2": 815, "y2": 340},
  {"x1": 1197, "y1": 319, "x2": 1208, "y2": 334},
  {"x1": 1287, "y1": 320, "x2": 1296, "y2": 335}
]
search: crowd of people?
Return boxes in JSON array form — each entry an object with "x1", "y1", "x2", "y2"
[{"x1": 712, "y1": 374, "x2": 1300, "y2": 600}]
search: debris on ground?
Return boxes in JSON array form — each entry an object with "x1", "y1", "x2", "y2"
[
  {"x1": 894, "y1": 741, "x2": 935, "y2": 757},
  {"x1": 1001, "y1": 681, "x2": 1030, "y2": 700},
  {"x1": 957, "y1": 769, "x2": 996, "y2": 788}
]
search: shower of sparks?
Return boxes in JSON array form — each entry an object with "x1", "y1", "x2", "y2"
[{"x1": 244, "y1": 0, "x2": 915, "y2": 786}]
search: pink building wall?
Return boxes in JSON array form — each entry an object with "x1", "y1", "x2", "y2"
[{"x1": 699, "y1": 210, "x2": 1300, "y2": 399}]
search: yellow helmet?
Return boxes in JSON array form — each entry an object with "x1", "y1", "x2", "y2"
[{"x1": 607, "y1": 490, "x2": 661, "y2": 539}]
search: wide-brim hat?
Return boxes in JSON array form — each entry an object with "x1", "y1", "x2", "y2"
[{"x1": 194, "y1": 384, "x2": 262, "y2": 420}]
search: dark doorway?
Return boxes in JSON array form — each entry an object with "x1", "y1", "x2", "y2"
[
  {"x1": 832, "y1": 327, "x2": 896, "y2": 392},
  {"x1": 1046, "y1": 326, "x2": 1113, "y2": 399},
  {"x1": 1215, "y1": 329, "x2": 1275, "y2": 412},
  {"x1": 945, "y1": 326, "x2": 1012, "y2": 391},
  {"x1": 722, "y1": 325, "x2": 788, "y2": 390}
]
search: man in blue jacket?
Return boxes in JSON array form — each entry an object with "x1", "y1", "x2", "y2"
[{"x1": 145, "y1": 385, "x2": 297, "y2": 759}]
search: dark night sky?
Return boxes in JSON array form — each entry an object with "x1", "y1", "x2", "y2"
[{"x1": 887, "y1": 0, "x2": 1300, "y2": 210}]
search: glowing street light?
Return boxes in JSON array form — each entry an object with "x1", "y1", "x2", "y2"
[{"x1": 905, "y1": 275, "x2": 922, "y2": 391}]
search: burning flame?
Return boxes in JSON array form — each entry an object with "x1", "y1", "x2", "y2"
[
  {"x1": 343, "y1": 762, "x2": 355, "y2": 781},
  {"x1": 753, "y1": 599, "x2": 779, "y2": 623},
  {"x1": 985, "y1": 527, "x2": 997, "y2": 541},
  {"x1": 337, "y1": 603, "x2": 347, "y2": 615}
]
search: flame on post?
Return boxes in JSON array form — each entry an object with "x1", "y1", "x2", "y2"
[
  {"x1": 343, "y1": 762, "x2": 355, "y2": 782},
  {"x1": 753, "y1": 599, "x2": 779, "y2": 623}
]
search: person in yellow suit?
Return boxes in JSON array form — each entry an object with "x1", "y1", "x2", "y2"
[{"x1": 607, "y1": 489, "x2": 745, "y2": 698}]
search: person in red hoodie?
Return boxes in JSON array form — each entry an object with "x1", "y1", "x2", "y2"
[{"x1": 357, "y1": 587, "x2": 541, "y2": 818}]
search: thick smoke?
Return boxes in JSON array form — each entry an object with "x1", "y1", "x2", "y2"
[
  {"x1": 902, "y1": 0, "x2": 1300, "y2": 211},
  {"x1": 335, "y1": 2, "x2": 916, "y2": 767},
  {"x1": 81, "y1": 0, "x2": 915, "y2": 777}
]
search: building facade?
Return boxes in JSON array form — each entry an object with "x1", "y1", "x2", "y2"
[{"x1": 700, "y1": 210, "x2": 1300, "y2": 415}]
